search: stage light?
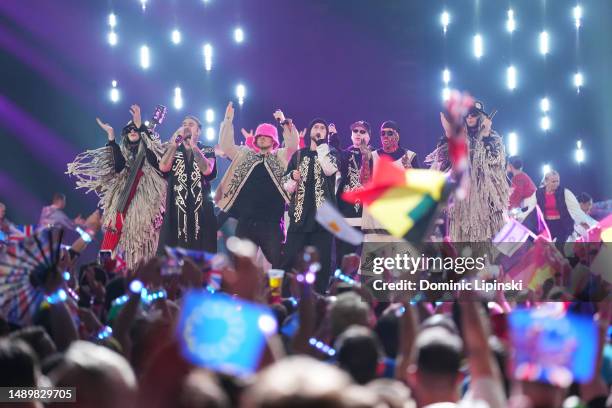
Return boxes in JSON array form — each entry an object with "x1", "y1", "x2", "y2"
[
  {"x1": 573, "y1": 5, "x2": 582, "y2": 29},
  {"x1": 234, "y1": 27, "x2": 244, "y2": 43},
  {"x1": 206, "y1": 127, "x2": 215, "y2": 141},
  {"x1": 205, "y1": 109, "x2": 215, "y2": 124},
  {"x1": 542, "y1": 164, "x2": 551, "y2": 175},
  {"x1": 506, "y1": 9, "x2": 516, "y2": 33},
  {"x1": 110, "y1": 81, "x2": 119, "y2": 103},
  {"x1": 540, "y1": 97, "x2": 550, "y2": 113},
  {"x1": 171, "y1": 29, "x2": 181, "y2": 45},
  {"x1": 236, "y1": 84, "x2": 246, "y2": 105},
  {"x1": 140, "y1": 45, "x2": 150, "y2": 69},
  {"x1": 203, "y1": 43, "x2": 212, "y2": 71},
  {"x1": 442, "y1": 68, "x2": 450, "y2": 84},
  {"x1": 108, "y1": 31, "x2": 118, "y2": 46},
  {"x1": 574, "y1": 71, "x2": 584, "y2": 91},
  {"x1": 140, "y1": 0, "x2": 147, "y2": 11},
  {"x1": 473, "y1": 34, "x2": 483, "y2": 59},
  {"x1": 507, "y1": 132, "x2": 518, "y2": 156},
  {"x1": 539, "y1": 31, "x2": 549, "y2": 55},
  {"x1": 507, "y1": 65, "x2": 517, "y2": 90},
  {"x1": 108, "y1": 13, "x2": 117, "y2": 28},
  {"x1": 441, "y1": 10, "x2": 450, "y2": 34},
  {"x1": 575, "y1": 140, "x2": 585, "y2": 163},
  {"x1": 442, "y1": 87, "x2": 450, "y2": 102},
  {"x1": 173, "y1": 87, "x2": 183, "y2": 110},
  {"x1": 540, "y1": 116, "x2": 551, "y2": 131}
]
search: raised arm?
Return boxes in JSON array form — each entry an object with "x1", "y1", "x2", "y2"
[
  {"x1": 316, "y1": 143, "x2": 338, "y2": 176},
  {"x1": 159, "y1": 128, "x2": 182, "y2": 173},
  {"x1": 190, "y1": 140, "x2": 215, "y2": 177},
  {"x1": 219, "y1": 101, "x2": 238, "y2": 160}
]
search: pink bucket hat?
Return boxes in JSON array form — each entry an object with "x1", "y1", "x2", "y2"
[{"x1": 251, "y1": 123, "x2": 279, "y2": 150}]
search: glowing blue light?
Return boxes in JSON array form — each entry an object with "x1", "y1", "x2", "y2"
[
  {"x1": 574, "y1": 71, "x2": 584, "y2": 91},
  {"x1": 171, "y1": 29, "x2": 181, "y2": 45},
  {"x1": 108, "y1": 31, "x2": 118, "y2": 46},
  {"x1": 205, "y1": 108, "x2": 215, "y2": 123},
  {"x1": 174, "y1": 87, "x2": 183, "y2": 110},
  {"x1": 540, "y1": 116, "x2": 551, "y2": 131},
  {"x1": 236, "y1": 83, "x2": 246, "y2": 105},
  {"x1": 542, "y1": 164, "x2": 552, "y2": 175},
  {"x1": 573, "y1": 5, "x2": 582, "y2": 29},
  {"x1": 140, "y1": 45, "x2": 150, "y2": 69},
  {"x1": 442, "y1": 87, "x2": 450, "y2": 102},
  {"x1": 441, "y1": 10, "x2": 450, "y2": 33},
  {"x1": 575, "y1": 140, "x2": 585, "y2": 163},
  {"x1": 108, "y1": 13, "x2": 117, "y2": 28},
  {"x1": 205, "y1": 127, "x2": 215, "y2": 141},
  {"x1": 539, "y1": 31, "x2": 549, "y2": 55},
  {"x1": 473, "y1": 34, "x2": 483, "y2": 59},
  {"x1": 203, "y1": 43, "x2": 213, "y2": 71},
  {"x1": 442, "y1": 68, "x2": 450, "y2": 84},
  {"x1": 507, "y1": 65, "x2": 517, "y2": 90},
  {"x1": 507, "y1": 132, "x2": 518, "y2": 156},
  {"x1": 506, "y1": 9, "x2": 516, "y2": 33},
  {"x1": 540, "y1": 98, "x2": 550, "y2": 113},
  {"x1": 234, "y1": 27, "x2": 245, "y2": 43}
]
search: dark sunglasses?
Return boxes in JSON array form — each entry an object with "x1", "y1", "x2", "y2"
[
  {"x1": 381, "y1": 130, "x2": 396, "y2": 137},
  {"x1": 352, "y1": 129, "x2": 367, "y2": 134},
  {"x1": 123, "y1": 126, "x2": 138, "y2": 134}
]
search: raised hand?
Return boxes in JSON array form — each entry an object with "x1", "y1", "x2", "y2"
[
  {"x1": 479, "y1": 116, "x2": 492, "y2": 137},
  {"x1": 171, "y1": 126, "x2": 184, "y2": 145},
  {"x1": 328, "y1": 123, "x2": 337, "y2": 135},
  {"x1": 358, "y1": 138, "x2": 372, "y2": 160},
  {"x1": 130, "y1": 104, "x2": 142, "y2": 128},
  {"x1": 440, "y1": 112, "x2": 452, "y2": 138},
  {"x1": 241, "y1": 128, "x2": 254, "y2": 141},
  {"x1": 96, "y1": 118, "x2": 115, "y2": 141},
  {"x1": 225, "y1": 101, "x2": 235, "y2": 122},
  {"x1": 273, "y1": 109, "x2": 286, "y2": 123}
]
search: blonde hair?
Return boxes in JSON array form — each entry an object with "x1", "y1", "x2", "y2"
[{"x1": 540, "y1": 169, "x2": 560, "y2": 188}]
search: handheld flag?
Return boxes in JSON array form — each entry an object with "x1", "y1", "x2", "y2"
[{"x1": 315, "y1": 201, "x2": 363, "y2": 245}]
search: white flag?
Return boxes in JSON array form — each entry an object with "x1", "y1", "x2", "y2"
[
  {"x1": 316, "y1": 201, "x2": 363, "y2": 246},
  {"x1": 493, "y1": 218, "x2": 536, "y2": 256}
]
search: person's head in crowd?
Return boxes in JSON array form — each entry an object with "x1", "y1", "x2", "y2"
[
  {"x1": 9, "y1": 326, "x2": 57, "y2": 362},
  {"x1": 511, "y1": 381, "x2": 567, "y2": 408},
  {"x1": 305, "y1": 118, "x2": 329, "y2": 148},
  {"x1": 177, "y1": 369, "x2": 230, "y2": 408},
  {"x1": 243, "y1": 356, "x2": 353, "y2": 408},
  {"x1": 507, "y1": 155, "x2": 524, "y2": 175},
  {"x1": 542, "y1": 170, "x2": 560, "y2": 192},
  {"x1": 0, "y1": 338, "x2": 42, "y2": 387},
  {"x1": 407, "y1": 327, "x2": 464, "y2": 406},
  {"x1": 335, "y1": 325, "x2": 383, "y2": 385},
  {"x1": 367, "y1": 379, "x2": 416, "y2": 408},
  {"x1": 380, "y1": 121, "x2": 400, "y2": 153},
  {"x1": 577, "y1": 192, "x2": 593, "y2": 215},
  {"x1": 51, "y1": 193, "x2": 66, "y2": 209},
  {"x1": 253, "y1": 123, "x2": 280, "y2": 153},
  {"x1": 374, "y1": 307, "x2": 400, "y2": 358},
  {"x1": 0, "y1": 201, "x2": 6, "y2": 220},
  {"x1": 329, "y1": 291, "x2": 371, "y2": 339},
  {"x1": 49, "y1": 341, "x2": 137, "y2": 408},
  {"x1": 350, "y1": 121, "x2": 371, "y2": 149},
  {"x1": 182, "y1": 115, "x2": 203, "y2": 143},
  {"x1": 420, "y1": 313, "x2": 459, "y2": 335}
]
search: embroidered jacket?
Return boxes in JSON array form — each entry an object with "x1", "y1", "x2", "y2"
[
  {"x1": 214, "y1": 119, "x2": 298, "y2": 212},
  {"x1": 282, "y1": 144, "x2": 338, "y2": 232}
]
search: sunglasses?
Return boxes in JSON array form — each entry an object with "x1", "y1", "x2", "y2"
[
  {"x1": 352, "y1": 129, "x2": 367, "y2": 135},
  {"x1": 381, "y1": 130, "x2": 396, "y2": 137}
]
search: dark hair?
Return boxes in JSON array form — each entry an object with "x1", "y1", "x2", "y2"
[
  {"x1": 508, "y1": 156, "x2": 523, "y2": 170},
  {"x1": 0, "y1": 339, "x2": 39, "y2": 387},
  {"x1": 9, "y1": 326, "x2": 57, "y2": 362},
  {"x1": 577, "y1": 192, "x2": 593, "y2": 204},
  {"x1": 52, "y1": 192, "x2": 66, "y2": 203},
  {"x1": 335, "y1": 326, "x2": 382, "y2": 385},
  {"x1": 414, "y1": 328, "x2": 463, "y2": 376}
]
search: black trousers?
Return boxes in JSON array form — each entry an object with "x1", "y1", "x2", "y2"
[
  {"x1": 334, "y1": 233, "x2": 362, "y2": 270},
  {"x1": 235, "y1": 218, "x2": 283, "y2": 268},
  {"x1": 282, "y1": 230, "x2": 333, "y2": 293}
]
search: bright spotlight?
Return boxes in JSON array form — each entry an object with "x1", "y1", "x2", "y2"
[
  {"x1": 205, "y1": 109, "x2": 215, "y2": 124},
  {"x1": 203, "y1": 43, "x2": 212, "y2": 71},
  {"x1": 573, "y1": 5, "x2": 582, "y2": 29},
  {"x1": 108, "y1": 13, "x2": 117, "y2": 28},
  {"x1": 140, "y1": 0, "x2": 147, "y2": 11},
  {"x1": 173, "y1": 87, "x2": 183, "y2": 110},
  {"x1": 171, "y1": 29, "x2": 181, "y2": 45},
  {"x1": 539, "y1": 31, "x2": 549, "y2": 55},
  {"x1": 506, "y1": 9, "x2": 516, "y2": 33},
  {"x1": 140, "y1": 45, "x2": 150, "y2": 69},
  {"x1": 441, "y1": 87, "x2": 451, "y2": 102},
  {"x1": 542, "y1": 164, "x2": 552, "y2": 175},
  {"x1": 236, "y1": 84, "x2": 246, "y2": 105},
  {"x1": 575, "y1": 140, "x2": 585, "y2": 163},
  {"x1": 507, "y1": 132, "x2": 518, "y2": 156},
  {"x1": 442, "y1": 68, "x2": 450, "y2": 84},
  {"x1": 540, "y1": 97, "x2": 550, "y2": 113},
  {"x1": 441, "y1": 10, "x2": 450, "y2": 33},
  {"x1": 234, "y1": 27, "x2": 244, "y2": 43},
  {"x1": 110, "y1": 88, "x2": 120, "y2": 103},
  {"x1": 206, "y1": 127, "x2": 215, "y2": 141},
  {"x1": 507, "y1": 65, "x2": 517, "y2": 90},
  {"x1": 574, "y1": 71, "x2": 584, "y2": 91},
  {"x1": 540, "y1": 116, "x2": 551, "y2": 131},
  {"x1": 473, "y1": 34, "x2": 483, "y2": 59},
  {"x1": 108, "y1": 31, "x2": 118, "y2": 46}
]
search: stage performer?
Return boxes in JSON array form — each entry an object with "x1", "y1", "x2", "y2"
[
  {"x1": 281, "y1": 118, "x2": 338, "y2": 292},
  {"x1": 427, "y1": 100, "x2": 508, "y2": 242},
  {"x1": 66, "y1": 105, "x2": 167, "y2": 268},
  {"x1": 157, "y1": 115, "x2": 217, "y2": 253},
  {"x1": 214, "y1": 102, "x2": 298, "y2": 267}
]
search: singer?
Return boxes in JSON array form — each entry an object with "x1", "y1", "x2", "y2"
[{"x1": 157, "y1": 114, "x2": 218, "y2": 253}]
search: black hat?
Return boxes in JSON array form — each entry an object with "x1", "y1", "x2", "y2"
[
  {"x1": 304, "y1": 117, "x2": 328, "y2": 146},
  {"x1": 121, "y1": 121, "x2": 139, "y2": 137},
  {"x1": 468, "y1": 100, "x2": 487, "y2": 116},
  {"x1": 380, "y1": 120, "x2": 400, "y2": 134},
  {"x1": 350, "y1": 120, "x2": 371, "y2": 135}
]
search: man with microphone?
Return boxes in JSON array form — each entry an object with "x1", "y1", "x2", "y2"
[{"x1": 158, "y1": 115, "x2": 217, "y2": 253}]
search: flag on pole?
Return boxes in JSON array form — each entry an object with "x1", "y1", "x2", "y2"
[{"x1": 493, "y1": 218, "x2": 536, "y2": 256}]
